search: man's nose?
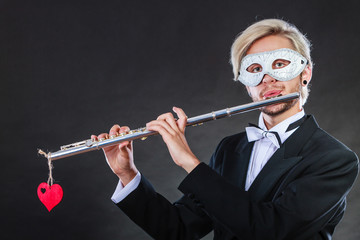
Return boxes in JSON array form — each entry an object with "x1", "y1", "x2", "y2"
[{"x1": 262, "y1": 74, "x2": 276, "y2": 84}]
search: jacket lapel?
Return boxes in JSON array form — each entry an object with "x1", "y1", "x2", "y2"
[
  {"x1": 248, "y1": 115, "x2": 319, "y2": 201},
  {"x1": 235, "y1": 141, "x2": 254, "y2": 189},
  {"x1": 223, "y1": 137, "x2": 254, "y2": 189},
  {"x1": 248, "y1": 148, "x2": 303, "y2": 201}
]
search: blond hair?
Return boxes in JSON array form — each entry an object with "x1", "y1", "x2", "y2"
[{"x1": 231, "y1": 19, "x2": 313, "y2": 104}]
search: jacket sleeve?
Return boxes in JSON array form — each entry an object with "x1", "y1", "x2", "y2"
[
  {"x1": 114, "y1": 136, "x2": 232, "y2": 240},
  {"x1": 116, "y1": 174, "x2": 213, "y2": 240},
  {"x1": 178, "y1": 148, "x2": 359, "y2": 240}
]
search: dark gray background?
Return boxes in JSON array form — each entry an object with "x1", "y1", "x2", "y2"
[{"x1": 1, "y1": 0, "x2": 359, "y2": 239}]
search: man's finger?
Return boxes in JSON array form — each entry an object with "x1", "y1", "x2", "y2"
[{"x1": 173, "y1": 107, "x2": 187, "y2": 132}]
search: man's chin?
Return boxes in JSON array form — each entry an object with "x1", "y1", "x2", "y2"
[{"x1": 261, "y1": 101, "x2": 295, "y2": 116}]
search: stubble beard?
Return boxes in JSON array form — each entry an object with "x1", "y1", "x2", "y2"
[
  {"x1": 261, "y1": 99, "x2": 298, "y2": 116},
  {"x1": 252, "y1": 83, "x2": 301, "y2": 116}
]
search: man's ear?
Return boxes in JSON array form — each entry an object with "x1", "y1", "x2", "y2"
[{"x1": 302, "y1": 65, "x2": 312, "y2": 85}]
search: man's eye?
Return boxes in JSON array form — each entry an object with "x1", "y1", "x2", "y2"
[
  {"x1": 272, "y1": 59, "x2": 290, "y2": 69},
  {"x1": 247, "y1": 64, "x2": 262, "y2": 73},
  {"x1": 252, "y1": 67, "x2": 262, "y2": 73}
]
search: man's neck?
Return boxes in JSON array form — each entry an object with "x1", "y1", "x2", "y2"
[{"x1": 263, "y1": 105, "x2": 303, "y2": 129}]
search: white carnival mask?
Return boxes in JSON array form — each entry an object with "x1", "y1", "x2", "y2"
[{"x1": 237, "y1": 48, "x2": 307, "y2": 87}]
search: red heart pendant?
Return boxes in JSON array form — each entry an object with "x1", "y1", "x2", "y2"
[{"x1": 37, "y1": 182, "x2": 63, "y2": 212}]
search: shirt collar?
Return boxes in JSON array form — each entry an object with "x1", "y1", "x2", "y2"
[{"x1": 258, "y1": 110, "x2": 305, "y2": 135}]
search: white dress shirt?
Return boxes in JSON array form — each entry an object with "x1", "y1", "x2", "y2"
[
  {"x1": 111, "y1": 110, "x2": 305, "y2": 203},
  {"x1": 245, "y1": 110, "x2": 305, "y2": 190}
]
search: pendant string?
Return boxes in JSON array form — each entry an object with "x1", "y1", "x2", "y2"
[
  {"x1": 38, "y1": 149, "x2": 54, "y2": 186},
  {"x1": 47, "y1": 158, "x2": 54, "y2": 186}
]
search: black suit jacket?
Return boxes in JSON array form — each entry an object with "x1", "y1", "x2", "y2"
[{"x1": 117, "y1": 115, "x2": 359, "y2": 240}]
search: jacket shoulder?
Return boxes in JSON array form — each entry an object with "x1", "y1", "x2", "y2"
[
  {"x1": 307, "y1": 127, "x2": 357, "y2": 158},
  {"x1": 217, "y1": 131, "x2": 248, "y2": 150},
  {"x1": 209, "y1": 131, "x2": 249, "y2": 169},
  {"x1": 300, "y1": 126, "x2": 359, "y2": 177}
]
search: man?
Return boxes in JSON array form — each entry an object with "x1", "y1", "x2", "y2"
[{"x1": 93, "y1": 19, "x2": 358, "y2": 239}]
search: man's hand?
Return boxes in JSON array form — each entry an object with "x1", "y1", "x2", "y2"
[
  {"x1": 146, "y1": 107, "x2": 200, "y2": 173},
  {"x1": 92, "y1": 125, "x2": 138, "y2": 186}
]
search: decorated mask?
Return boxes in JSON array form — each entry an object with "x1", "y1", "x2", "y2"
[{"x1": 238, "y1": 48, "x2": 307, "y2": 87}]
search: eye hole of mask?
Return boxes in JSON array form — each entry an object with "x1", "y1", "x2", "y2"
[
  {"x1": 272, "y1": 59, "x2": 291, "y2": 69},
  {"x1": 246, "y1": 64, "x2": 262, "y2": 73},
  {"x1": 246, "y1": 59, "x2": 291, "y2": 73}
]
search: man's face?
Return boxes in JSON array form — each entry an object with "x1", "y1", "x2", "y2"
[{"x1": 245, "y1": 35, "x2": 311, "y2": 116}]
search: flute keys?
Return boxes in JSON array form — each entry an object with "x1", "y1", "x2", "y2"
[
  {"x1": 85, "y1": 139, "x2": 95, "y2": 147},
  {"x1": 60, "y1": 140, "x2": 87, "y2": 150}
]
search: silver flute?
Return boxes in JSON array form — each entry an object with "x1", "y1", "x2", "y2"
[{"x1": 40, "y1": 92, "x2": 299, "y2": 161}]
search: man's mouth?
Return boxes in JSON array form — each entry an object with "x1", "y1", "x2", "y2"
[{"x1": 263, "y1": 90, "x2": 282, "y2": 99}]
